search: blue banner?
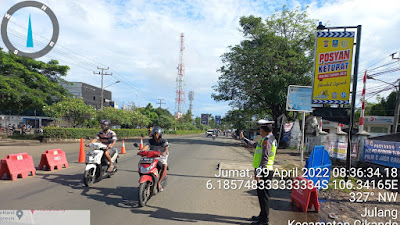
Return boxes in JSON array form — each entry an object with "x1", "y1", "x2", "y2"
[{"x1": 363, "y1": 139, "x2": 400, "y2": 168}]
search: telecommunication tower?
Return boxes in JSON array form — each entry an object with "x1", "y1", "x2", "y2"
[
  {"x1": 175, "y1": 33, "x2": 185, "y2": 118},
  {"x1": 188, "y1": 91, "x2": 194, "y2": 113}
]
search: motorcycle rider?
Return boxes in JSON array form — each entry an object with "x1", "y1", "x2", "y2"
[
  {"x1": 141, "y1": 126, "x2": 168, "y2": 191},
  {"x1": 86, "y1": 120, "x2": 117, "y2": 172}
]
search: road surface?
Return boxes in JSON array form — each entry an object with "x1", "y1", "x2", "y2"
[{"x1": 0, "y1": 135, "x2": 319, "y2": 225}]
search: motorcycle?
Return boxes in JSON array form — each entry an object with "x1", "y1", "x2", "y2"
[
  {"x1": 83, "y1": 142, "x2": 118, "y2": 187},
  {"x1": 134, "y1": 143, "x2": 168, "y2": 207},
  {"x1": 212, "y1": 133, "x2": 216, "y2": 140}
]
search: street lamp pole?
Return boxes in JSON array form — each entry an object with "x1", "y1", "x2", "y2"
[{"x1": 104, "y1": 80, "x2": 120, "y2": 89}]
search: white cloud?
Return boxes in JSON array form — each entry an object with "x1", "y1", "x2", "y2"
[{"x1": 1, "y1": 0, "x2": 399, "y2": 118}]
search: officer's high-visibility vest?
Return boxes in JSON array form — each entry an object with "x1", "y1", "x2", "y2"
[{"x1": 252, "y1": 136, "x2": 277, "y2": 170}]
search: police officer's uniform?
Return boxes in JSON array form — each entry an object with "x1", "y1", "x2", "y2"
[{"x1": 251, "y1": 120, "x2": 277, "y2": 225}]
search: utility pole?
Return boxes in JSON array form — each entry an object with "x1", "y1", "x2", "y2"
[
  {"x1": 393, "y1": 80, "x2": 400, "y2": 133},
  {"x1": 391, "y1": 53, "x2": 400, "y2": 133},
  {"x1": 157, "y1": 99, "x2": 166, "y2": 109},
  {"x1": 93, "y1": 67, "x2": 112, "y2": 110}
]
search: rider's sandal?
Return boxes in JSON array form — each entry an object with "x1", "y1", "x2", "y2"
[
  {"x1": 159, "y1": 187, "x2": 164, "y2": 192},
  {"x1": 107, "y1": 166, "x2": 115, "y2": 172}
]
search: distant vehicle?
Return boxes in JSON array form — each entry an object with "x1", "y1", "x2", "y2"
[{"x1": 205, "y1": 129, "x2": 214, "y2": 137}]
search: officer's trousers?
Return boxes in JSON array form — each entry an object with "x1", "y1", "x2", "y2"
[{"x1": 256, "y1": 169, "x2": 273, "y2": 223}]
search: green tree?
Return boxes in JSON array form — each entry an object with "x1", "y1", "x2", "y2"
[
  {"x1": 0, "y1": 48, "x2": 71, "y2": 114},
  {"x1": 370, "y1": 92, "x2": 397, "y2": 116},
  {"x1": 44, "y1": 98, "x2": 95, "y2": 128},
  {"x1": 212, "y1": 7, "x2": 316, "y2": 122},
  {"x1": 97, "y1": 107, "x2": 150, "y2": 128}
]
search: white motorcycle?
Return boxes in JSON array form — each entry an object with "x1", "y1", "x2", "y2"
[{"x1": 83, "y1": 143, "x2": 118, "y2": 186}]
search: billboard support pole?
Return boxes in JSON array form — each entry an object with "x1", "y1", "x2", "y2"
[
  {"x1": 316, "y1": 24, "x2": 362, "y2": 182},
  {"x1": 346, "y1": 25, "x2": 362, "y2": 182},
  {"x1": 301, "y1": 112, "x2": 306, "y2": 167}
]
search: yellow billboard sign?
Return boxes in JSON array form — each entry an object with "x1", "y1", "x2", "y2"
[{"x1": 312, "y1": 31, "x2": 355, "y2": 104}]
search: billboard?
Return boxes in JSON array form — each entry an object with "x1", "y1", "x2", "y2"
[
  {"x1": 312, "y1": 31, "x2": 355, "y2": 104},
  {"x1": 364, "y1": 116, "x2": 394, "y2": 125},
  {"x1": 215, "y1": 115, "x2": 221, "y2": 125},
  {"x1": 201, "y1": 114, "x2": 209, "y2": 125},
  {"x1": 286, "y1": 85, "x2": 321, "y2": 112},
  {"x1": 363, "y1": 139, "x2": 400, "y2": 168}
]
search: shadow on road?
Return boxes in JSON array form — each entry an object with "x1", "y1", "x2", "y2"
[
  {"x1": 168, "y1": 137, "x2": 240, "y2": 147},
  {"x1": 244, "y1": 188, "x2": 320, "y2": 222},
  {"x1": 41, "y1": 172, "x2": 139, "y2": 208},
  {"x1": 131, "y1": 205, "x2": 251, "y2": 224}
]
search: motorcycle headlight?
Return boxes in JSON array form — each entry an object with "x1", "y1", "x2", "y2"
[{"x1": 140, "y1": 165, "x2": 151, "y2": 173}]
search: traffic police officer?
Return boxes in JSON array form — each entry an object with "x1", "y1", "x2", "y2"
[{"x1": 243, "y1": 119, "x2": 277, "y2": 225}]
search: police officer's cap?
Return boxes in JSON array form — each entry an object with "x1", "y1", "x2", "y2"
[{"x1": 257, "y1": 119, "x2": 274, "y2": 125}]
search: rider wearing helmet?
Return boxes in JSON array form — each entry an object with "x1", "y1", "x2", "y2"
[
  {"x1": 86, "y1": 120, "x2": 117, "y2": 172},
  {"x1": 141, "y1": 126, "x2": 168, "y2": 191}
]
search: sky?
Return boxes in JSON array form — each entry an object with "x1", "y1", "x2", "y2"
[{"x1": 0, "y1": 0, "x2": 399, "y2": 118}]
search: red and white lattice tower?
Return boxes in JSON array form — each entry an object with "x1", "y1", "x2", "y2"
[
  {"x1": 188, "y1": 91, "x2": 194, "y2": 113},
  {"x1": 358, "y1": 70, "x2": 367, "y2": 133},
  {"x1": 175, "y1": 33, "x2": 185, "y2": 118}
]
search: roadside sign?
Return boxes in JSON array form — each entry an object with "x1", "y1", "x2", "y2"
[
  {"x1": 364, "y1": 116, "x2": 394, "y2": 125},
  {"x1": 201, "y1": 114, "x2": 208, "y2": 125},
  {"x1": 287, "y1": 85, "x2": 320, "y2": 112},
  {"x1": 312, "y1": 31, "x2": 355, "y2": 104},
  {"x1": 215, "y1": 115, "x2": 221, "y2": 125}
]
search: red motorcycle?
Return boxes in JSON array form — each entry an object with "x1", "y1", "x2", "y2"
[{"x1": 136, "y1": 149, "x2": 168, "y2": 207}]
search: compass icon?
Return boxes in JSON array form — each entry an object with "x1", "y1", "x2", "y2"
[{"x1": 1, "y1": 1, "x2": 59, "y2": 58}]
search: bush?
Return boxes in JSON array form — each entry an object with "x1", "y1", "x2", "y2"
[
  {"x1": 9, "y1": 134, "x2": 44, "y2": 141},
  {"x1": 43, "y1": 127, "x2": 203, "y2": 139},
  {"x1": 43, "y1": 127, "x2": 148, "y2": 139},
  {"x1": 164, "y1": 130, "x2": 203, "y2": 135}
]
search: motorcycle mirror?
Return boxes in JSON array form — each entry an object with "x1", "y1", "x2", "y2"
[
  {"x1": 86, "y1": 136, "x2": 91, "y2": 140},
  {"x1": 133, "y1": 143, "x2": 139, "y2": 147}
]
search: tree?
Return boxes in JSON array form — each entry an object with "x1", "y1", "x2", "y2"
[
  {"x1": 96, "y1": 107, "x2": 150, "y2": 128},
  {"x1": 157, "y1": 115, "x2": 175, "y2": 129},
  {"x1": 370, "y1": 92, "x2": 397, "y2": 116},
  {"x1": 212, "y1": 7, "x2": 316, "y2": 122},
  {"x1": 0, "y1": 48, "x2": 71, "y2": 114},
  {"x1": 44, "y1": 98, "x2": 95, "y2": 128}
]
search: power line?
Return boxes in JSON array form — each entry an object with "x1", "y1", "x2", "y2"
[{"x1": 3, "y1": 20, "x2": 175, "y2": 108}]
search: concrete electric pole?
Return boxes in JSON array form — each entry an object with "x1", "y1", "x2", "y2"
[
  {"x1": 94, "y1": 67, "x2": 112, "y2": 110},
  {"x1": 393, "y1": 80, "x2": 400, "y2": 133},
  {"x1": 157, "y1": 99, "x2": 166, "y2": 109}
]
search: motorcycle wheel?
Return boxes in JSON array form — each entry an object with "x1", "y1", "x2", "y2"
[
  {"x1": 83, "y1": 168, "x2": 95, "y2": 187},
  {"x1": 138, "y1": 181, "x2": 152, "y2": 207}
]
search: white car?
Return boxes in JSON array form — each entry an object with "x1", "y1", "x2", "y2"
[{"x1": 206, "y1": 129, "x2": 214, "y2": 137}]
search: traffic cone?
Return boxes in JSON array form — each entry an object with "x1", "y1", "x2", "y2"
[
  {"x1": 121, "y1": 140, "x2": 126, "y2": 154},
  {"x1": 78, "y1": 138, "x2": 85, "y2": 163},
  {"x1": 139, "y1": 137, "x2": 143, "y2": 150}
]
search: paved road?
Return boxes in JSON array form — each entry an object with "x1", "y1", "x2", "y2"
[{"x1": 0, "y1": 135, "x2": 319, "y2": 225}]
